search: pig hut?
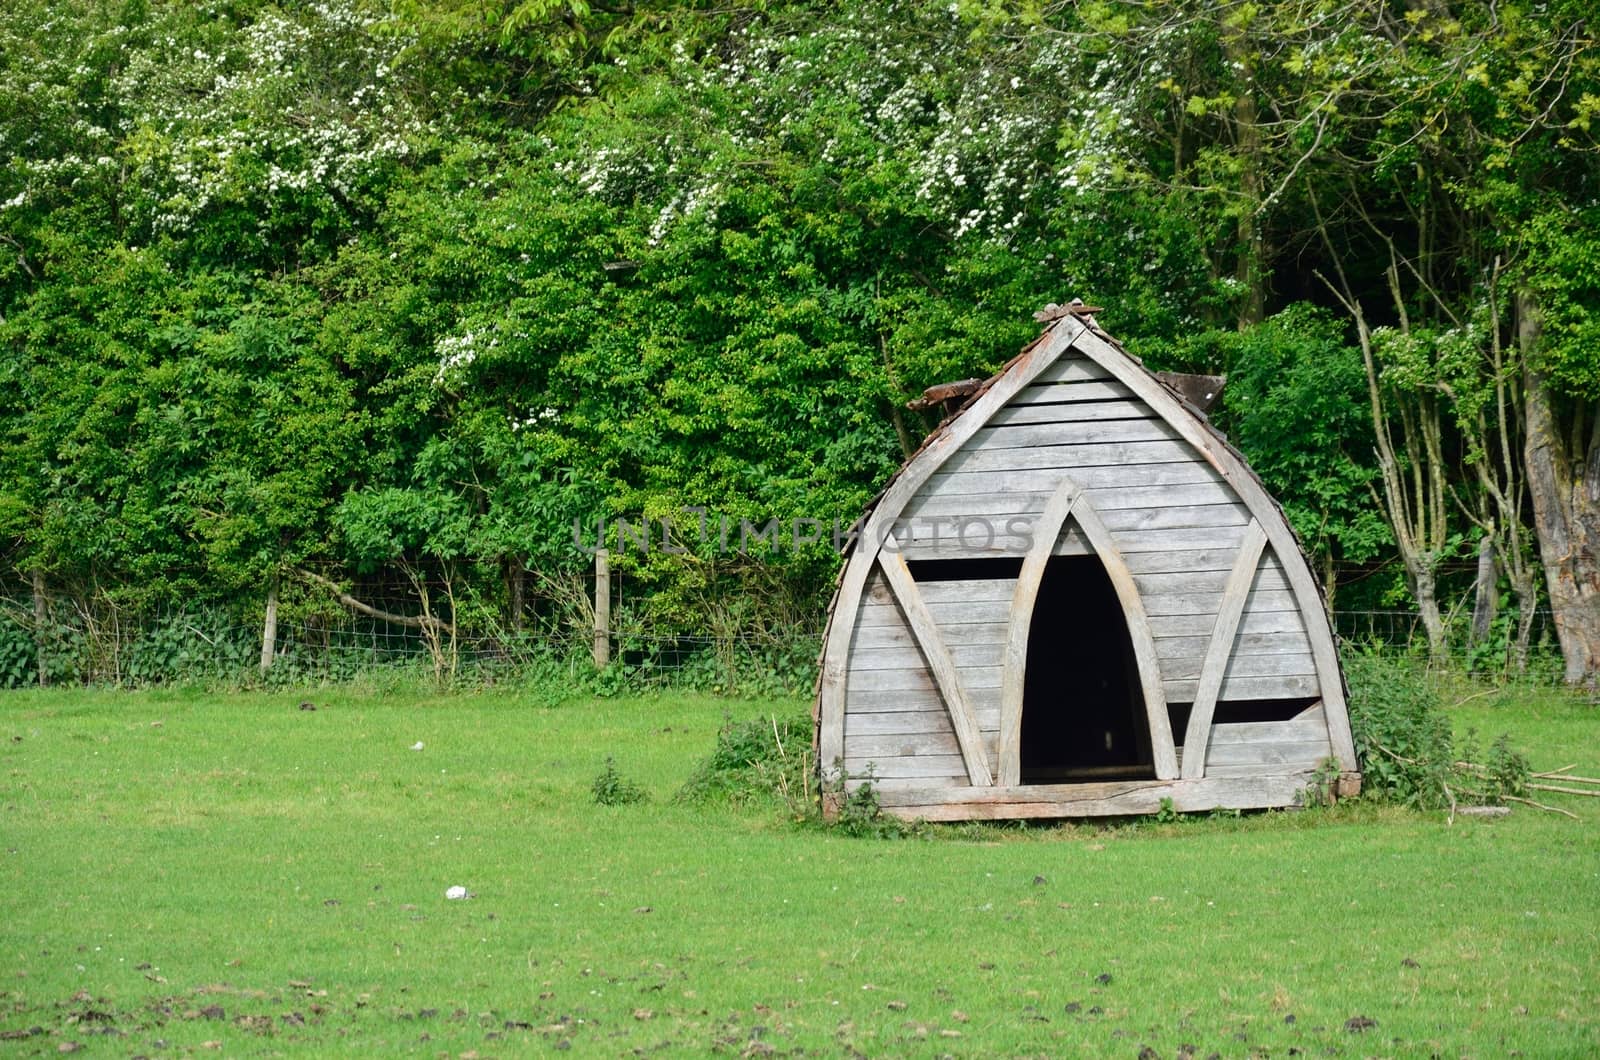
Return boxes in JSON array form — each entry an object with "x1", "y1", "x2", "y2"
[{"x1": 815, "y1": 303, "x2": 1359, "y2": 821}]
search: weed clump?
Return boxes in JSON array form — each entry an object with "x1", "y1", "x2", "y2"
[
  {"x1": 592, "y1": 756, "x2": 649, "y2": 806},
  {"x1": 675, "y1": 711, "x2": 811, "y2": 810},
  {"x1": 1345, "y1": 651, "x2": 1528, "y2": 809}
]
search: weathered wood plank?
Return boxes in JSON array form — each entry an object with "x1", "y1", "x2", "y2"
[
  {"x1": 942, "y1": 438, "x2": 1196, "y2": 476},
  {"x1": 864, "y1": 773, "x2": 1315, "y2": 820},
  {"x1": 904, "y1": 481, "x2": 1238, "y2": 519},
  {"x1": 818, "y1": 317, "x2": 1089, "y2": 782},
  {"x1": 843, "y1": 754, "x2": 969, "y2": 780},
  {"x1": 988, "y1": 399, "x2": 1153, "y2": 426},
  {"x1": 1149, "y1": 610, "x2": 1307, "y2": 638},
  {"x1": 1182, "y1": 521, "x2": 1269, "y2": 779},
  {"x1": 847, "y1": 666, "x2": 1004, "y2": 693},
  {"x1": 851, "y1": 621, "x2": 1011, "y2": 651},
  {"x1": 1009, "y1": 380, "x2": 1136, "y2": 404},
  {"x1": 1150, "y1": 630, "x2": 1317, "y2": 659},
  {"x1": 845, "y1": 710, "x2": 959, "y2": 737},
  {"x1": 892, "y1": 504, "x2": 1255, "y2": 560},
  {"x1": 1163, "y1": 674, "x2": 1321, "y2": 701},
  {"x1": 863, "y1": 578, "x2": 1016, "y2": 607},
  {"x1": 846, "y1": 730, "x2": 962, "y2": 759},
  {"x1": 849, "y1": 642, "x2": 1006, "y2": 672},
  {"x1": 1205, "y1": 739, "x2": 1332, "y2": 768},
  {"x1": 1033, "y1": 356, "x2": 1114, "y2": 383},
  {"x1": 928, "y1": 461, "x2": 1222, "y2": 496},
  {"x1": 1208, "y1": 718, "x2": 1330, "y2": 745},
  {"x1": 845, "y1": 686, "x2": 1003, "y2": 715},
  {"x1": 858, "y1": 600, "x2": 1014, "y2": 629},
  {"x1": 974, "y1": 418, "x2": 1179, "y2": 450},
  {"x1": 1134, "y1": 562, "x2": 1286, "y2": 596},
  {"x1": 894, "y1": 522, "x2": 1254, "y2": 561},
  {"x1": 1159, "y1": 651, "x2": 1319, "y2": 683},
  {"x1": 1140, "y1": 589, "x2": 1299, "y2": 617},
  {"x1": 874, "y1": 541, "x2": 994, "y2": 786}
]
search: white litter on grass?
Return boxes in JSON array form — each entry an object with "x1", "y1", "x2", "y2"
[
  {"x1": 446, "y1": 886, "x2": 473, "y2": 900},
  {"x1": 410, "y1": 741, "x2": 424, "y2": 751}
]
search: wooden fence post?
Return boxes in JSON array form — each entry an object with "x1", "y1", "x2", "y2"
[
  {"x1": 593, "y1": 548, "x2": 610, "y2": 669},
  {"x1": 260, "y1": 572, "x2": 279, "y2": 676},
  {"x1": 31, "y1": 569, "x2": 47, "y2": 688}
]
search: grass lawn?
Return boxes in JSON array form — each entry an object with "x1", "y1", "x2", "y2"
[{"x1": 2, "y1": 681, "x2": 1597, "y2": 1057}]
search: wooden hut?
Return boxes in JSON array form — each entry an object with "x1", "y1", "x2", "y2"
[{"x1": 815, "y1": 304, "x2": 1360, "y2": 821}]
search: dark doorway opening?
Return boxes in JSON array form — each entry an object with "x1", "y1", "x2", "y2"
[{"x1": 1020, "y1": 553, "x2": 1152, "y2": 783}]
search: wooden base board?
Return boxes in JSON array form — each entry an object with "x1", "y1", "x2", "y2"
[{"x1": 845, "y1": 771, "x2": 1360, "y2": 822}]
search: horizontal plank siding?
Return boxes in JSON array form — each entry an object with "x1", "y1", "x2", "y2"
[
  {"x1": 1150, "y1": 609, "x2": 1307, "y2": 637},
  {"x1": 846, "y1": 730, "x2": 962, "y2": 759},
  {"x1": 1164, "y1": 674, "x2": 1321, "y2": 701},
  {"x1": 1208, "y1": 719, "x2": 1330, "y2": 745},
  {"x1": 928, "y1": 462, "x2": 1222, "y2": 496},
  {"x1": 845, "y1": 710, "x2": 960, "y2": 737},
  {"x1": 1151, "y1": 630, "x2": 1317, "y2": 659},
  {"x1": 988, "y1": 400, "x2": 1154, "y2": 426},
  {"x1": 1033, "y1": 356, "x2": 1113, "y2": 383},
  {"x1": 842, "y1": 754, "x2": 969, "y2": 780},
  {"x1": 905, "y1": 482, "x2": 1239, "y2": 520},
  {"x1": 846, "y1": 686, "x2": 1003, "y2": 715},
  {"x1": 851, "y1": 621, "x2": 1010, "y2": 651},
  {"x1": 1009, "y1": 380, "x2": 1136, "y2": 405},
  {"x1": 849, "y1": 642, "x2": 1007, "y2": 672},
  {"x1": 1204, "y1": 739, "x2": 1332, "y2": 768},
  {"x1": 1158, "y1": 651, "x2": 1318, "y2": 684},
  {"x1": 941, "y1": 438, "x2": 1196, "y2": 476},
  {"x1": 973, "y1": 418, "x2": 1180, "y2": 450}
]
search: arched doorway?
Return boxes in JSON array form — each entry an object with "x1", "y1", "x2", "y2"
[{"x1": 1019, "y1": 552, "x2": 1152, "y2": 783}]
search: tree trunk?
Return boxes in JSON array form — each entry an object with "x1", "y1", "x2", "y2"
[
  {"x1": 1520, "y1": 293, "x2": 1599, "y2": 685},
  {"x1": 260, "y1": 572, "x2": 279, "y2": 676},
  {"x1": 508, "y1": 557, "x2": 526, "y2": 634},
  {"x1": 31, "y1": 568, "x2": 47, "y2": 688},
  {"x1": 1412, "y1": 561, "x2": 1446, "y2": 663}
]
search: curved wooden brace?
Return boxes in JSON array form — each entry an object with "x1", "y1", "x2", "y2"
[
  {"x1": 1179, "y1": 520, "x2": 1269, "y2": 779},
  {"x1": 877, "y1": 541, "x2": 993, "y2": 786},
  {"x1": 996, "y1": 477, "x2": 1178, "y2": 786}
]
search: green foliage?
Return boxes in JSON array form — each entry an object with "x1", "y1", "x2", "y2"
[
  {"x1": 0, "y1": 613, "x2": 33, "y2": 688},
  {"x1": 1345, "y1": 651, "x2": 1457, "y2": 808},
  {"x1": 827, "y1": 777, "x2": 925, "y2": 840},
  {"x1": 675, "y1": 710, "x2": 811, "y2": 809},
  {"x1": 1345, "y1": 651, "x2": 1530, "y2": 809},
  {"x1": 590, "y1": 755, "x2": 649, "y2": 805},
  {"x1": 2, "y1": 0, "x2": 1596, "y2": 681}
]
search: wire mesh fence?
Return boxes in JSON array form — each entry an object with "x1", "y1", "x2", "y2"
[{"x1": 0, "y1": 599, "x2": 1566, "y2": 691}]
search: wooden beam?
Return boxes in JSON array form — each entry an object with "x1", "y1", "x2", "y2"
[
  {"x1": 1180, "y1": 521, "x2": 1269, "y2": 779},
  {"x1": 817, "y1": 317, "x2": 1089, "y2": 785},
  {"x1": 865, "y1": 773, "x2": 1316, "y2": 821},
  {"x1": 875, "y1": 540, "x2": 994, "y2": 786}
]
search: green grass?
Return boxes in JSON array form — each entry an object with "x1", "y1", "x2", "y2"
[{"x1": 2, "y1": 682, "x2": 1597, "y2": 1057}]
